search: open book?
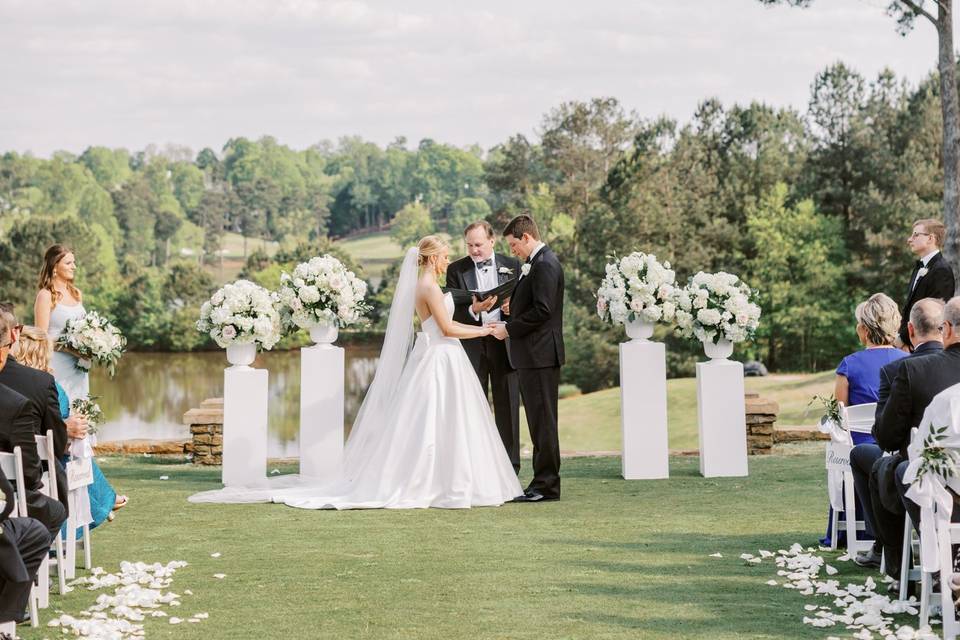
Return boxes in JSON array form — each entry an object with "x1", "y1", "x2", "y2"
[{"x1": 443, "y1": 277, "x2": 518, "y2": 309}]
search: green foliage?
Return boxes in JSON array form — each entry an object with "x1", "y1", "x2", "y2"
[
  {"x1": 447, "y1": 197, "x2": 492, "y2": 235},
  {"x1": 390, "y1": 201, "x2": 434, "y2": 249}
]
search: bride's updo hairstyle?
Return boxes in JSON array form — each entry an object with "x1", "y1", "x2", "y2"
[{"x1": 417, "y1": 235, "x2": 448, "y2": 273}]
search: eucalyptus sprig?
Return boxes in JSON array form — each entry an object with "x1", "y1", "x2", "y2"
[
  {"x1": 810, "y1": 394, "x2": 842, "y2": 427},
  {"x1": 914, "y1": 424, "x2": 960, "y2": 487}
]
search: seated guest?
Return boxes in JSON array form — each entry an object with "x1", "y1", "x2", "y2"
[
  {"x1": 17, "y1": 325, "x2": 124, "y2": 529},
  {"x1": 850, "y1": 298, "x2": 944, "y2": 569},
  {"x1": 870, "y1": 296, "x2": 960, "y2": 589},
  {"x1": 0, "y1": 302, "x2": 88, "y2": 511},
  {"x1": 0, "y1": 313, "x2": 66, "y2": 539},
  {"x1": 0, "y1": 466, "x2": 50, "y2": 626},
  {"x1": 822, "y1": 293, "x2": 907, "y2": 547}
]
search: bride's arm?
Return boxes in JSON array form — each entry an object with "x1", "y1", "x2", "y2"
[
  {"x1": 422, "y1": 284, "x2": 493, "y2": 339},
  {"x1": 34, "y1": 289, "x2": 52, "y2": 332}
]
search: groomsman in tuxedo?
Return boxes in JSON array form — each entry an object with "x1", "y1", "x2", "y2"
[
  {"x1": 490, "y1": 215, "x2": 564, "y2": 502},
  {"x1": 896, "y1": 218, "x2": 955, "y2": 350},
  {"x1": 447, "y1": 221, "x2": 522, "y2": 473}
]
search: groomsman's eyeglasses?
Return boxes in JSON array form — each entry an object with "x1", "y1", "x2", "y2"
[{"x1": 909, "y1": 231, "x2": 932, "y2": 239}]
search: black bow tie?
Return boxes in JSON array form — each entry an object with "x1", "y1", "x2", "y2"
[
  {"x1": 475, "y1": 258, "x2": 493, "y2": 269},
  {"x1": 916, "y1": 260, "x2": 925, "y2": 269}
]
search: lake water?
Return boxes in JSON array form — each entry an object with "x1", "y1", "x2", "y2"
[{"x1": 89, "y1": 346, "x2": 380, "y2": 458}]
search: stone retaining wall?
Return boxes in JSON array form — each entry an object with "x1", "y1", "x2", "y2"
[
  {"x1": 183, "y1": 398, "x2": 224, "y2": 465},
  {"x1": 745, "y1": 392, "x2": 779, "y2": 455}
]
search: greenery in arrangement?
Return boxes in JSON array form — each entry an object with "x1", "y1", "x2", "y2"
[
  {"x1": 17, "y1": 453, "x2": 883, "y2": 640},
  {"x1": 809, "y1": 394, "x2": 842, "y2": 432},
  {"x1": 0, "y1": 60, "x2": 951, "y2": 389},
  {"x1": 914, "y1": 425, "x2": 960, "y2": 486}
]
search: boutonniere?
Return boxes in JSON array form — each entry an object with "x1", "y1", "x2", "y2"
[
  {"x1": 498, "y1": 266, "x2": 513, "y2": 275},
  {"x1": 918, "y1": 267, "x2": 929, "y2": 279},
  {"x1": 521, "y1": 264, "x2": 531, "y2": 277}
]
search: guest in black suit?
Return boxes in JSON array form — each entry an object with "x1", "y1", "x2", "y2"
[
  {"x1": 490, "y1": 215, "x2": 564, "y2": 502},
  {"x1": 0, "y1": 312, "x2": 66, "y2": 539},
  {"x1": 446, "y1": 221, "x2": 522, "y2": 473},
  {"x1": 0, "y1": 302, "x2": 87, "y2": 511},
  {"x1": 849, "y1": 298, "x2": 943, "y2": 569},
  {"x1": 896, "y1": 218, "x2": 955, "y2": 350},
  {"x1": 869, "y1": 296, "x2": 960, "y2": 585},
  {"x1": 0, "y1": 467, "x2": 50, "y2": 625}
]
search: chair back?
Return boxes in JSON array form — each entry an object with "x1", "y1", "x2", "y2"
[
  {"x1": 0, "y1": 447, "x2": 29, "y2": 517},
  {"x1": 842, "y1": 402, "x2": 877, "y2": 434},
  {"x1": 34, "y1": 431, "x2": 58, "y2": 501}
]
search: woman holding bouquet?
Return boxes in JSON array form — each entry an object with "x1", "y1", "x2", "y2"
[
  {"x1": 34, "y1": 244, "x2": 89, "y2": 403},
  {"x1": 16, "y1": 326, "x2": 125, "y2": 527}
]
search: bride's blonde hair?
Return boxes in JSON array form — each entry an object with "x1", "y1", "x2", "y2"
[{"x1": 417, "y1": 235, "x2": 448, "y2": 270}]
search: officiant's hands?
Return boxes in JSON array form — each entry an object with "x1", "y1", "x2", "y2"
[
  {"x1": 487, "y1": 322, "x2": 508, "y2": 341},
  {"x1": 471, "y1": 294, "x2": 498, "y2": 315}
]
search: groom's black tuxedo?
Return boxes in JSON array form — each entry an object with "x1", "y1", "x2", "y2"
[
  {"x1": 899, "y1": 252, "x2": 954, "y2": 348},
  {"x1": 447, "y1": 253, "x2": 522, "y2": 473},
  {"x1": 505, "y1": 245, "x2": 564, "y2": 499}
]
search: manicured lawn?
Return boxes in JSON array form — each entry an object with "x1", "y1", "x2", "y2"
[
  {"x1": 336, "y1": 231, "x2": 455, "y2": 280},
  {"x1": 19, "y1": 453, "x2": 867, "y2": 639},
  {"x1": 523, "y1": 372, "x2": 835, "y2": 453}
]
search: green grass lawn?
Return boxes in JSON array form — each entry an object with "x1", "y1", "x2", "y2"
[
  {"x1": 19, "y1": 453, "x2": 873, "y2": 640},
  {"x1": 336, "y1": 231, "x2": 455, "y2": 280},
  {"x1": 525, "y1": 372, "x2": 834, "y2": 453}
]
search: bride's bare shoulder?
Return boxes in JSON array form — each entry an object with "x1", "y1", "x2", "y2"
[{"x1": 415, "y1": 277, "x2": 442, "y2": 298}]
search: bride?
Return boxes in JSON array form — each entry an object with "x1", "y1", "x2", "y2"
[{"x1": 190, "y1": 235, "x2": 523, "y2": 509}]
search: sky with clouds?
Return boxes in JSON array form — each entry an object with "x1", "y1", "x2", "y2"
[{"x1": 0, "y1": 0, "x2": 953, "y2": 157}]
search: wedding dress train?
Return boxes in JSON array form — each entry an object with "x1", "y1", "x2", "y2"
[{"x1": 189, "y1": 249, "x2": 522, "y2": 509}]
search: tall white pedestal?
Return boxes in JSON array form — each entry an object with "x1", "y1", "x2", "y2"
[
  {"x1": 696, "y1": 359, "x2": 748, "y2": 478},
  {"x1": 620, "y1": 340, "x2": 669, "y2": 479},
  {"x1": 299, "y1": 344, "x2": 344, "y2": 480},
  {"x1": 222, "y1": 366, "x2": 268, "y2": 488}
]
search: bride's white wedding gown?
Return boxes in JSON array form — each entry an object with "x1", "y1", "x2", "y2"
[{"x1": 189, "y1": 290, "x2": 523, "y2": 509}]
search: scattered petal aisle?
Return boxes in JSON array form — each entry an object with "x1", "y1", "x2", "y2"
[{"x1": 722, "y1": 543, "x2": 939, "y2": 639}]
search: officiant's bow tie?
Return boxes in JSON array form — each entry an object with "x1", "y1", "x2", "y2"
[{"x1": 475, "y1": 258, "x2": 493, "y2": 269}]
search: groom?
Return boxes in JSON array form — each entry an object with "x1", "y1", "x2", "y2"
[
  {"x1": 447, "y1": 221, "x2": 522, "y2": 473},
  {"x1": 490, "y1": 215, "x2": 564, "y2": 502}
]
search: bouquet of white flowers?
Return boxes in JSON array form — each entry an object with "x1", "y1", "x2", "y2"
[
  {"x1": 673, "y1": 271, "x2": 761, "y2": 344},
  {"x1": 596, "y1": 252, "x2": 678, "y2": 325},
  {"x1": 57, "y1": 310, "x2": 126, "y2": 377},
  {"x1": 71, "y1": 396, "x2": 104, "y2": 435},
  {"x1": 197, "y1": 280, "x2": 282, "y2": 350},
  {"x1": 275, "y1": 255, "x2": 371, "y2": 331}
]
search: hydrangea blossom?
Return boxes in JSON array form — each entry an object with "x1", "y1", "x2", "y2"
[
  {"x1": 57, "y1": 310, "x2": 126, "y2": 377},
  {"x1": 673, "y1": 271, "x2": 761, "y2": 344},
  {"x1": 197, "y1": 280, "x2": 282, "y2": 350},
  {"x1": 596, "y1": 252, "x2": 677, "y2": 326},
  {"x1": 274, "y1": 255, "x2": 371, "y2": 332}
]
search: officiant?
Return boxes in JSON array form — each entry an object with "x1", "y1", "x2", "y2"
[{"x1": 447, "y1": 221, "x2": 522, "y2": 474}]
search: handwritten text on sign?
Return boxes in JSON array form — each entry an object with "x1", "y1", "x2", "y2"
[
  {"x1": 825, "y1": 441, "x2": 852, "y2": 472},
  {"x1": 66, "y1": 458, "x2": 94, "y2": 490}
]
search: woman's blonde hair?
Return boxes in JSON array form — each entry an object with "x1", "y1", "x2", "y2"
[
  {"x1": 417, "y1": 235, "x2": 448, "y2": 269},
  {"x1": 855, "y1": 293, "x2": 901, "y2": 346},
  {"x1": 17, "y1": 325, "x2": 53, "y2": 374}
]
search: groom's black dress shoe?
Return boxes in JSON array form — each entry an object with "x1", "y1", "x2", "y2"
[{"x1": 511, "y1": 490, "x2": 559, "y2": 503}]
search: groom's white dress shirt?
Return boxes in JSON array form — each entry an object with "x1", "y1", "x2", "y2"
[{"x1": 468, "y1": 253, "x2": 502, "y2": 325}]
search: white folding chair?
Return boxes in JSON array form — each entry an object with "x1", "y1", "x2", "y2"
[
  {"x1": 898, "y1": 428, "x2": 935, "y2": 618},
  {"x1": 831, "y1": 402, "x2": 878, "y2": 555},
  {"x1": 63, "y1": 456, "x2": 94, "y2": 578},
  {"x1": 0, "y1": 447, "x2": 40, "y2": 628},
  {"x1": 34, "y1": 432, "x2": 67, "y2": 605},
  {"x1": 936, "y1": 503, "x2": 960, "y2": 639}
]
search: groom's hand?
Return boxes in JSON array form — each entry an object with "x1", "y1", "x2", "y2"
[
  {"x1": 501, "y1": 297, "x2": 510, "y2": 315},
  {"x1": 487, "y1": 323, "x2": 508, "y2": 341}
]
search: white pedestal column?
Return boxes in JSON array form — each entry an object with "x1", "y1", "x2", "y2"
[
  {"x1": 696, "y1": 359, "x2": 748, "y2": 478},
  {"x1": 222, "y1": 365, "x2": 268, "y2": 488},
  {"x1": 298, "y1": 344, "x2": 344, "y2": 480},
  {"x1": 620, "y1": 339, "x2": 669, "y2": 479}
]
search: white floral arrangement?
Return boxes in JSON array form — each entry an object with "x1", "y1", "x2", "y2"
[
  {"x1": 275, "y1": 255, "x2": 371, "y2": 331},
  {"x1": 197, "y1": 279, "x2": 282, "y2": 350},
  {"x1": 596, "y1": 252, "x2": 677, "y2": 325},
  {"x1": 57, "y1": 310, "x2": 126, "y2": 377},
  {"x1": 674, "y1": 271, "x2": 761, "y2": 344}
]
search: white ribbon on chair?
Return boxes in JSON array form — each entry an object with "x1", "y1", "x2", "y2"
[
  {"x1": 821, "y1": 417, "x2": 853, "y2": 511},
  {"x1": 904, "y1": 384, "x2": 960, "y2": 573}
]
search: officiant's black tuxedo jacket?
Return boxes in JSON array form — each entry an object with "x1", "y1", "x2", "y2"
[
  {"x1": 505, "y1": 246, "x2": 565, "y2": 369},
  {"x1": 0, "y1": 381, "x2": 66, "y2": 536},
  {"x1": 899, "y1": 252, "x2": 955, "y2": 347},
  {"x1": 0, "y1": 358, "x2": 70, "y2": 513},
  {"x1": 448, "y1": 253, "x2": 521, "y2": 329},
  {"x1": 874, "y1": 343, "x2": 960, "y2": 456}
]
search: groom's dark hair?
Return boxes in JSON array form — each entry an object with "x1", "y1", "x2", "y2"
[{"x1": 503, "y1": 214, "x2": 540, "y2": 241}]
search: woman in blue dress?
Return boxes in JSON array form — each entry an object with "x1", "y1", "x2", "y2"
[
  {"x1": 821, "y1": 293, "x2": 907, "y2": 546},
  {"x1": 16, "y1": 325, "x2": 123, "y2": 533}
]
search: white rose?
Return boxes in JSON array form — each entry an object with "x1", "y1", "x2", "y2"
[{"x1": 697, "y1": 308, "x2": 722, "y2": 326}]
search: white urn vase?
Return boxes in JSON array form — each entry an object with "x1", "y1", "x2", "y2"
[
  {"x1": 625, "y1": 318, "x2": 655, "y2": 342},
  {"x1": 308, "y1": 322, "x2": 338, "y2": 346},
  {"x1": 225, "y1": 342, "x2": 256, "y2": 367},
  {"x1": 702, "y1": 338, "x2": 734, "y2": 361}
]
